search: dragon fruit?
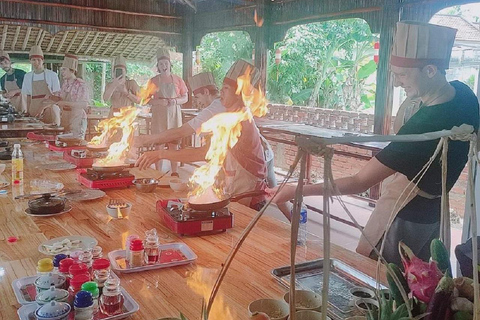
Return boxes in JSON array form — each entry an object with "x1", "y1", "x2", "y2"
[{"x1": 398, "y1": 241, "x2": 443, "y2": 303}]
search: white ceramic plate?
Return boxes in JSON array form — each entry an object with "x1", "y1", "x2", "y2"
[
  {"x1": 25, "y1": 204, "x2": 72, "y2": 217},
  {"x1": 65, "y1": 189, "x2": 106, "y2": 201},
  {"x1": 38, "y1": 235, "x2": 97, "y2": 256}
]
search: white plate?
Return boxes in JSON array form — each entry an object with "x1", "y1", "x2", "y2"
[
  {"x1": 38, "y1": 162, "x2": 77, "y2": 171},
  {"x1": 17, "y1": 287, "x2": 139, "y2": 319},
  {"x1": 65, "y1": 189, "x2": 105, "y2": 201},
  {"x1": 38, "y1": 235, "x2": 98, "y2": 256},
  {"x1": 25, "y1": 204, "x2": 72, "y2": 217},
  {"x1": 108, "y1": 243, "x2": 197, "y2": 273}
]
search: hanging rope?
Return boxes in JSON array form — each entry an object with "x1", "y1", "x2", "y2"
[{"x1": 440, "y1": 137, "x2": 451, "y2": 252}]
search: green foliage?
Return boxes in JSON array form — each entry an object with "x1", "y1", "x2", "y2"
[{"x1": 0, "y1": 63, "x2": 31, "y2": 78}]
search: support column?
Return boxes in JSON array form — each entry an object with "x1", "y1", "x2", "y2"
[
  {"x1": 254, "y1": 1, "x2": 269, "y2": 90},
  {"x1": 373, "y1": 1, "x2": 399, "y2": 135},
  {"x1": 100, "y1": 62, "x2": 106, "y2": 103},
  {"x1": 182, "y1": 11, "x2": 194, "y2": 84}
]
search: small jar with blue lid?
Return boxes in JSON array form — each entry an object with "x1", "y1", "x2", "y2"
[{"x1": 74, "y1": 290, "x2": 94, "y2": 320}]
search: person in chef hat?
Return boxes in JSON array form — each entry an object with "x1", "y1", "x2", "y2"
[{"x1": 269, "y1": 21, "x2": 479, "y2": 265}]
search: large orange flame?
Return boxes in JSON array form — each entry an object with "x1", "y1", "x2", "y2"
[
  {"x1": 138, "y1": 80, "x2": 158, "y2": 105},
  {"x1": 186, "y1": 267, "x2": 234, "y2": 320},
  {"x1": 188, "y1": 67, "x2": 267, "y2": 200},
  {"x1": 93, "y1": 106, "x2": 139, "y2": 166}
]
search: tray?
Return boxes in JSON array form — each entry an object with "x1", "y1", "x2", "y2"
[
  {"x1": 271, "y1": 259, "x2": 386, "y2": 320},
  {"x1": 16, "y1": 286, "x2": 138, "y2": 320},
  {"x1": 108, "y1": 243, "x2": 197, "y2": 273}
]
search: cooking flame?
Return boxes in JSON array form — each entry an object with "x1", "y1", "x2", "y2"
[
  {"x1": 139, "y1": 80, "x2": 158, "y2": 105},
  {"x1": 188, "y1": 67, "x2": 267, "y2": 200},
  {"x1": 187, "y1": 267, "x2": 234, "y2": 320},
  {"x1": 88, "y1": 108, "x2": 134, "y2": 147},
  {"x1": 254, "y1": 9, "x2": 264, "y2": 27},
  {"x1": 93, "y1": 106, "x2": 139, "y2": 166}
]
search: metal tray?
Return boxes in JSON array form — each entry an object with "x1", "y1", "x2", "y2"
[{"x1": 271, "y1": 259, "x2": 386, "y2": 320}]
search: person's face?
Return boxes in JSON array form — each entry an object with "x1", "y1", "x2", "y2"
[
  {"x1": 0, "y1": 59, "x2": 11, "y2": 72},
  {"x1": 220, "y1": 82, "x2": 240, "y2": 109},
  {"x1": 193, "y1": 89, "x2": 211, "y2": 108},
  {"x1": 30, "y1": 58, "x2": 43, "y2": 71},
  {"x1": 157, "y1": 59, "x2": 171, "y2": 74},
  {"x1": 391, "y1": 65, "x2": 430, "y2": 99},
  {"x1": 60, "y1": 67, "x2": 73, "y2": 79}
]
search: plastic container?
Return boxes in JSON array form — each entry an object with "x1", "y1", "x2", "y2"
[
  {"x1": 79, "y1": 249, "x2": 94, "y2": 276},
  {"x1": 293, "y1": 203, "x2": 308, "y2": 246},
  {"x1": 58, "y1": 258, "x2": 75, "y2": 289},
  {"x1": 125, "y1": 235, "x2": 139, "y2": 259},
  {"x1": 92, "y1": 258, "x2": 111, "y2": 294},
  {"x1": 37, "y1": 258, "x2": 54, "y2": 275},
  {"x1": 144, "y1": 228, "x2": 159, "y2": 265},
  {"x1": 68, "y1": 274, "x2": 90, "y2": 305},
  {"x1": 128, "y1": 239, "x2": 144, "y2": 268},
  {"x1": 11, "y1": 143, "x2": 23, "y2": 185},
  {"x1": 53, "y1": 254, "x2": 68, "y2": 273},
  {"x1": 99, "y1": 277, "x2": 124, "y2": 316},
  {"x1": 81, "y1": 282, "x2": 100, "y2": 314},
  {"x1": 69, "y1": 263, "x2": 89, "y2": 279},
  {"x1": 92, "y1": 246, "x2": 103, "y2": 260},
  {"x1": 74, "y1": 290, "x2": 94, "y2": 320}
]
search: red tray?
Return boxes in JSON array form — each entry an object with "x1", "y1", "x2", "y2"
[{"x1": 27, "y1": 132, "x2": 56, "y2": 142}]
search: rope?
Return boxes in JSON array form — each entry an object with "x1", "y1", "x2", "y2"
[{"x1": 440, "y1": 137, "x2": 451, "y2": 252}]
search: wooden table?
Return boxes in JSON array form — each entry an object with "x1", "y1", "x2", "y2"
[
  {"x1": 0, "y1": 120, "x2": 64, "y2": 138},
  {"x1": 0, "y1": 141, "x2": 385, "y2": 320}
]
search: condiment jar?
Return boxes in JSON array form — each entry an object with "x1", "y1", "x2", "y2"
[
  {"x1": 92, "y1": 258, "x2": 110, "y2": 294},
  {"x1": 79, "y1": 249, "x2": 93, "y2": 276},
  {"x1": 53, "y1": 254, "x2": 68, "y2": 273},
  {"x1": 35, "y1": 286, "x2": 69, "y2": 305},
  {"x1": 74, "y1": 290, "x2": 94, "y2": 320},
  {"x1": 144, "y1": 228, "x2": 159, "y2": 265},
  {"x1": 81, "y1": 282, "x2": 100, "y2": 314},
  {"x1": 70, "y1": 250, "x2": 83, "y2": 263},
  {"x1": 69, "y1": 263, "x2": 89, "y2": 279},
  {"x1": 68, "y1": 274, "x2": 90, "y2": 305},
  {"x1": 92, "y1": 246, "x2": 103, "y2": 260},
  {"x1": 99, "y1": 277, "x2": 124, "y2": 316},
  {"x1": 35, "y1": 300, "x2": 71, "y2": 320},
  {"x1": 125, "y1": 234, "x2": 139, "y2": 259},
  {"x1": 34, "y1": 273, "x2": 67, "y2": 294},
  {"x1": 58, "y1": 258, "x2": 75, "y2": 289},
  {"x1": 37, "y1": 258, "x2": 54, "y2": 274},
  {"x1": 128, "y1": 239, "x2": 144, "y2": 268}
]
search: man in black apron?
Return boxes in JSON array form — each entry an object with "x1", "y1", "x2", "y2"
[
  {"x1": 269, "y1": 21, "x2": 480, "y2": 265},
  {"x1": 0, "y1": 50, "x2": 26, "y2": 113}
]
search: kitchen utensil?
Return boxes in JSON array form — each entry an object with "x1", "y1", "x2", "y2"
[
  {"x1": 187, "y1": 190, "x2": 266, "y2": 211},
  {"x1": 108, "y1": 199, "x2": 128, "y2": 218},
  {"x1": 132, "y1": 178, "x2": 158, "y2": 193},
  {"x1": 91, "y1": 163, "x2": 133, "y2": 172}
]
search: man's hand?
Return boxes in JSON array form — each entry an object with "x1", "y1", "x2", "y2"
[
  {"x1": 112, "y1": 75, "x2": 126, "y2": 87},
  {"x1": 266, "y1": 184, "x2": 297, "y2": 204},
  {"x1": 135, "y1": 150, "x2": 163, "y2": 170}
]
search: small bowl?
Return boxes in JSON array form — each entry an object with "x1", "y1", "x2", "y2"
[
  {"x1": 35, "y1": 300, "x2": 71, "y2": 320},
  {"x1": 349, "y1": 286, "x2": 376, "y2": 306},
  {"x1": 283, "y1": 290, "x2": 322, "y2": 311},
  {"x1": 354, "y1": 298, "x2": 379, "y2": 314},
  {"x1": 34, "y1": 273, "x2": 67, "y2": 293},
  {"x1": 35, "y1": 286, "x2": 69, "y2": 305},
  {"x1": 169, "y1": 179, "x2": 188, "y2": 192},
  {"x1": 132, "y1": 178, "x2": 158, "y2": 193},
  {"x1": 248, "y1": 299, "x2": 289, "y2": 320},
  {"x1": 295, "y1": 310, "x2": 331, "y2": 320},
  {"x1": 106, "y1": 203, "x2": 132, "y2": 219}
]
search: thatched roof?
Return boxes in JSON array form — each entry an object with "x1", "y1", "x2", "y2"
[{"x1": 0, "y1": 24, "x2": 165, "y2": 62}]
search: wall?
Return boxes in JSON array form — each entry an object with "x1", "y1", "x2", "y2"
[{"x1": 266, "y1": 104, "x2": 468, "y2": 217}]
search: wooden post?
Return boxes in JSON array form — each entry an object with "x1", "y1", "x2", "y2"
[
  {"x1": 182, "y1": 10, "x2": 194, "y2": 108},
  {"x1": 101, "y1": 62, "x2": 106, "y2": 103},
  {"x1": 253, "y1": 1, "x2": 269, "y2": 90},
  {"x1": 373, "y1": 1, "x2": 399, "y2": 135}
]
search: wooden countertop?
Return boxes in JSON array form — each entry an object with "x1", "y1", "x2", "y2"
[{"x1": 0, "y1": 142, "x2": 384, "y2": 320}]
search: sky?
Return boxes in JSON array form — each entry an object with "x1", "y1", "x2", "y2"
[{"x1": 438, "y1": 3, "x2": 480, "y2": 23}]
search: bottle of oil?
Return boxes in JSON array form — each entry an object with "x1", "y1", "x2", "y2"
[{"x1": 11, "y1": 144, "x2": 23, "y2": 185}]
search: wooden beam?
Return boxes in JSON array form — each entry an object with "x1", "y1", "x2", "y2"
[
  {"x1": 11, "y1": 26, "x2": 21, "y2": 50},
  {"x1": 22, "y1": 27, "x2": 32, "y2": 50},
  {"x1": 0, "y1": 0, "x2": 182, "y2": 20},
  {"x1": 93, "y1": 34, "x2": 110, "y2": 56},
  {"x1": 0, "y1": 16, "x2": 182, "y2": 36},
  {"x1": 85, "y1": 33, "x2": 100, "y2": 55},
  {"x1": 65, "y1": 31, "x2": 79, "y2": 53},
  {"x1": 56, "y1": 31, "x2": 69, "y2": 53},
  {"x1": 75, "y1": 31, "x2": 91, "y2": 54},
  {"x1": 38, "y1": 30, "x2": 46, "y2": 46},
  {"x1": 35, "y1": 29, "x2": 43, "y2": 46},
  {"x1": 101, "y1": 34, "x2": 121, "y2": 56},
  {"x1": 46, "y1": 37, "x2": 55, "y2": 52},
  {"x1": 1, "y1": 25, "x2": 7, "y2": 50},
  {"x1": 271, "y1": 6, "x2": 382, "y2": 25}
]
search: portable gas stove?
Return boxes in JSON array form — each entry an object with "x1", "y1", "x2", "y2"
[
  {"x1": 77, "y1": 168, "x2": 134, "y2": 189},
  {"x1": 156, "y1": 199, "x2": 234, "y2": 235},
  {"x1": 63, "y1": 150, "x2": 106, "y2": 168},
  {"x1": 48, "y1": 141, "x2": 86, "y2": 153}
]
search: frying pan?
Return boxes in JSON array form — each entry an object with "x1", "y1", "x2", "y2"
[
  {"x1": 187, "y1": 190, "x2": 266, "y2": 211},
  {"x1": 86, "y1": 144, "x2": 109, "y2": 152},
  {"x1": 91, "y1": 163, "x2": 133, "y2": 172}
]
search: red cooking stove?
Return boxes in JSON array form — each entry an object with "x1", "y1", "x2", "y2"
[
  {"x1": 77, "y1": 168, "x2": 134, "y2": 189},
  {"x1": 48, "y1": 141, "x2": 86, "y2": 153},
  {"x1": 156, "y1": 199, "x2": 234, "y2": 236},
  {"x1": 64, "y1": 149, "x2": 107, "y2": 168}
]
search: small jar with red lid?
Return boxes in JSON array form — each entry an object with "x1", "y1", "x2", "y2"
[
  {"x1": 92, "y1": 258, "x2": 111, "y2": 295},
  {"x1": 127, "y1": 239, "x2": 144, "y2": 268},
  {"x1": 68, "y1": 274, "x2": 90, "y2": 305},
  {"x1": 58, "y1": 258, "x2": 75, "y2": 288},
  {"x1": 69, "y1": 262, "x2": 90, "y2": 279}
]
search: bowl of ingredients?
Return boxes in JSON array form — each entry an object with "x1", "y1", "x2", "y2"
[
  {"x1": 354, "y1": 298, "x2": 379, "y2": 314},
  {"x1": 169, "y1": 178, "x2": 188, "y2": 192},
  {"x1": 106, "y1": 202, "x2": 132, "y2": 219},
  {"x1": 349, "y1": 286, "x2": 376, "y2": 306},
  {"x1": 132, "y1": 178, "x2": 158, "y2": 193},
  {"x1": 283, "y1": 290, "x2": 322, "y2": 312},
  {"x1": 248, "y1": 299, "x2": 289, "y2": 320}
]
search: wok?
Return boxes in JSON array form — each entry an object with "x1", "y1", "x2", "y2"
[
  {"x1": 86, "y1": 144, "x2": 109, "y2": 152},
  {"x1": 91, "y1": 163, "x2": 133, "y2": 172},
  {"x1": 187, "y1": 190, "x2": 266, "y2": 211}
]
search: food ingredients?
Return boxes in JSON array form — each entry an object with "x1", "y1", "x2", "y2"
[
  {"x1": 425, "y1": 274, "x2": 454, "y2": 320},
  {"x1": 250, "y1": 312, "x2": 271, "y2": 320},
  {"x1": 454, "y1": 277, "x2": 474, "y2": 301},
  {"x1": 386, "y1": 262, "x2": 409, "y2": 307},
  {"x1": 430, "y1": 238, "x2": 452, "y2": 277},
  {"x1": 42, "y1": 238, "x2": 82, "y2": 254},
  {"x1": 451, "y1": 297, "x2": 474, "y2": 313},
  {"x1": 399, "y1": 241, "x2": 443, "y2": 303}
]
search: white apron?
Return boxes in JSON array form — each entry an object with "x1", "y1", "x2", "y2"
[
  {"x1": 151, "y1": 76, "x2": 182, "y2": 135},
  {"x1": 4, "y1": 71, "x2": 22, "y2": 112},
  {"x1": 29, "y1": 72, "x2": 52, "y2": 121}
]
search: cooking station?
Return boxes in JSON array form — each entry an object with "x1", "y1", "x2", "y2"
[{"x1": 77, "y1": 167, "x2": 135, "y2": 189}]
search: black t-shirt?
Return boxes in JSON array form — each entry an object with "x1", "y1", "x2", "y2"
[
  {"x1": 376, "y1": 81, "x2": 479, "y2": 223},
  {"x1": 0, "y1": 68, "x2": 26, "y2": 91}
]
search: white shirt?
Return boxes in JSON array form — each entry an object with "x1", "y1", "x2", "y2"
[
  {"x1": 187, "y1": 98, "x2": 226, "y2": 133},
  {"x1": 22, "y1": 69, "x2": 61, "y2": 95}
]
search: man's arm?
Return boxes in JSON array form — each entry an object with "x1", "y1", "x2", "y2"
[
  {"x1": 135, "y1": 145, "x2": 208, "y2": 170},
  {"x1": 135, "y1": 124, "x2": 194, "y2": 146}
]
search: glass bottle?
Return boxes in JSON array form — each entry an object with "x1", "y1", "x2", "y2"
[
  {"x1": 11, "y1": 143, "x2": 23, "y2": 185},
  {"x1": 58, "y1": 258, "x2": 75, "y2": 289},
  {"x1": 37, "y1": 258, "x2": 54, "y2": 275},
  {"x1": 92, "y1": 246, "x2": 103, "y2": 260},
  {"x1": 74, "y1": 290, "x2": 94, "y2": 320},
  {"x1": 128, "y1": 239, "x2": 144, "y2": 268},
  {"x1": 92, "y1": 258, "x2": 110, "y2": 295},
  {"x1": 53, "y1": 254, "x2": 68, "y2": 273},
  {"x1": 79, "y1": 249, "x2": 93, "y2": 276},
  {"x1": 68, "y1": 274, "x2": 90, "y2": 306},
  {"x1": 69, "y1": 263, "x2": 90, "y2": 280},
  {"x1": 81, "y1": 282, "x2": 99, "y2": 314},
  {"x1": 125, "y1": 234, "x2": 139, "y2": 260},
  {"x1": 99, "y1": 277, "x2": 124, "y2": 316},
  {"x1": 70, "y1": 250, "x2": 83, "y2": 263},
  {"x1": 144, "y1": 228, "x2": 159, "y2": 265}
]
